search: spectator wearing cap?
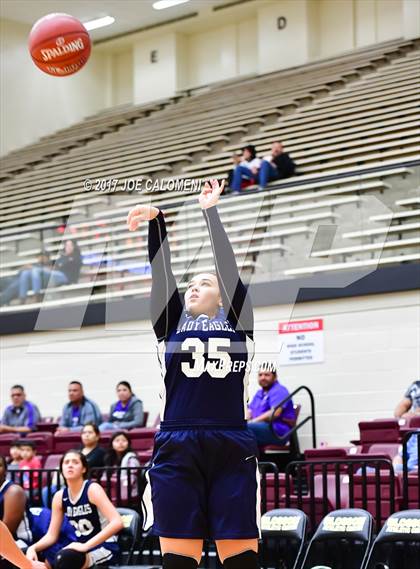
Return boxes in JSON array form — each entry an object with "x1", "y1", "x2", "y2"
[
  {"x1": 229, "y1": 144, "x2": 261, "y2": 193},
  {"x1": 247, "y1": 366, "x2": 296, "y2": 446},
  {"x1": 259, "y1": 141, "x2": 296, "y2": 189},
  {"x1": 0, "y1": 385, "x2": 41, "y2": 434},
  {"x1": 57, "y1": 381, "x2": 102, "y2": 433}
]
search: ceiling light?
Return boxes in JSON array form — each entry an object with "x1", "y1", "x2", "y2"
[
  {"x1": 83, "y1": 16, "x2": 115, "y2": 31},
  {"x1": 153, "y1": 0, "x2": 190, "y2": 10}
]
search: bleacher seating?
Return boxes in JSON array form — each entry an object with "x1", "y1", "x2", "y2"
[{"x1": 1, "y1": 38, "x2": 419, "y2": 315}]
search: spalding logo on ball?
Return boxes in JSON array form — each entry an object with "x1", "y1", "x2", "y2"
[{"x1": 29, "y1": 13, "x2": 91, "y2": 77}]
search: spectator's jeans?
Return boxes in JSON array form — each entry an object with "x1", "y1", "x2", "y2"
[
  {"x1": 0, "y1": 277, "x2": 19, "y2": 305},
  {"x1": 19, "y1": 267, "x2": 69, "y2": 298},
  {"x1": 247, "y1": 421, "x2": 290, "y2": 446},
  {"x1": 231, "y1": 165, "x2": 258, "y2": 192},
  {"x1": 259, "y1": 160, "x2": 279, "y2": 188}
]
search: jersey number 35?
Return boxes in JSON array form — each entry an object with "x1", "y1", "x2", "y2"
[{"x1": 181, "y1": 338, "x2": 231, "y2": 379}]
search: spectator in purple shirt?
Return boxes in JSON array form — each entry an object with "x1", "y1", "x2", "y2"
[{"x1": 247, "y1": 367, "x2": 296, "y2": 446}]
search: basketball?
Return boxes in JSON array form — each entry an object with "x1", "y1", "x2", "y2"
[{"x1": 28, "y1": 13, "x2": 91, "y2": 77}]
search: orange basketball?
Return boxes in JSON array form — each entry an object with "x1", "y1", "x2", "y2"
[{"x1": 28, "y1": 13, "x2": 91, "y2": 77}]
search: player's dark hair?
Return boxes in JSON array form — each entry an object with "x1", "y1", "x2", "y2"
[
  {"x1": 0, "y1": 455, "x2": 7, "y2": 471},
  {"x1": 60, "y1": 449, "x2": 89, "y2": 481},
  {"x1": 81, "y1": 422, "x2": 100, "y2": 437},
  {"x1": 117, "y1": 381, "x2": 133, "y2": 393},
  {"x1": 11, "y1": 384, "x2": 24, "y2": 392},
  {"x1": 105, "y1": 431, "x2": 134, "y2": 467}
]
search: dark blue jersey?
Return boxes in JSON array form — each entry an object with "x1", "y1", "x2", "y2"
[
  {"x1": 0, "y1": 479, "x2": 32, "y2": 544},
  {"x1": 62, "y1": 480, "x2": 117, "y2": 547},
  {"x1": 148, "y1": 205, "x2": 254, "y2": 430},
  {"x1": 0, "y1": 479, "x2": 12, "y2": 519}
]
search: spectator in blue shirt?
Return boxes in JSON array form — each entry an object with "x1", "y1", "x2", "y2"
[
  {"x1": 247, "y1": 366, "x2": 296, "y2": 446},
  {"x1": 394, "y1": 379, "x2": 420, "y2": 419},
  {"x1": 57, "y1": 381, "x2": 101, "y2": 432},
  {"x1": 393, "y1": 431, "x2": 419, "y2": 473},
  {"x1": 0, "y1": 385, "x2": 41, "y2": 434}
]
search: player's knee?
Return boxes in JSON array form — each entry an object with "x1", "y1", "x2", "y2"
[
  {"x1": 223, "y1": 549, "x2": 260, "y2": 568},
  {"x1": 162, "y1": 552, "x2": 199, "y2": 569},
  {"x1": 54, "y1": 548, "x2": 86, "y2": 569}
]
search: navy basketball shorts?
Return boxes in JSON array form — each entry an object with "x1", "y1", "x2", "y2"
[{"x1": 142, "y1": 428, "x2": 261, "y2": 540}]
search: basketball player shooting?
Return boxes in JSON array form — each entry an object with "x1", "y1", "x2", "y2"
[{"x1": 126, "y1": 179, "x2": 261, "y2": 569}]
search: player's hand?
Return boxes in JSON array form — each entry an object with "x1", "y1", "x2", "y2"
[
  {"x1": 31, "y1": 562, "x2": 47, "y2": 569},
  {"x1": 199, "y1": 179, "x2": 225, "y2": 209},
  {"x1": 126, "y1": 205, "x2": 160, "y2": 231},
  {"x1": 64, "y1": 542, "x2": 88, "y2": 553},
  {"x1": 26, "y1": 546, "x2": 38, "y2": 561}
]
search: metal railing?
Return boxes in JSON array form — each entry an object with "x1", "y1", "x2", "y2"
[
  {"x1": 285, "y1": 457, "x2": 396, "y2": 535},
  {"x1": 269, "y1": 385, "x2": 316, "y2": 449}
]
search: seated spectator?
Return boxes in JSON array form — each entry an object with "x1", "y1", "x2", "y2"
[
  {"x1": 6, "y1": 444, "x2": 21, "y2": 472},
  {"x1": 393, "y1": 432, "x2": 419, "y2": 473},
  {"x1": 104, "y1": 432, "x2": 140, "y2": 499},
  {"x1": 247, "y1": 366, "x2": 296, "y2": 446},
  {"x1": 0, "y1": 455, "x2": 33, "y2": 551},
  {"x1": 99, "y1": 381, "x2": 144, "y2": 432},
  {"x1": 259, "y1": 141, "x2": 296, "y2": 189},
  {"x1": 229, "y1": 144, "x2": 261, "y2": 193},
  {"x1": 81, "y1": 422, "x2": 105, "y2": 468},
  {"x1": 394, "y1": 379, "x2": 420, "y2": 419},
  {"x1": 18, "y1": 441, "x2": 42, "y2": 493},
  {"x1": 0, "y1": 385, "x2": 41, "y2": 434},
  {"x1": 226, "y1": 152, "x2": 242, "y2": 190},
  {"x1": 0, "y1": 252, "x2": 51, "y2": 306},
  {"x1": 57, "y1": 381, "x2": 102, "y2": 432}
]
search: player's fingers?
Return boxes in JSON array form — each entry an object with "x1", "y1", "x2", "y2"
[
  {"x1": 219, "y1": 179, "x2": 226, "y2": 193},
  {"x1": 130, "y1": 214, "x2": 145, "y2": 225},
  {"x1": 126, "y1": 207, "x2": 137, "y2": 225}
]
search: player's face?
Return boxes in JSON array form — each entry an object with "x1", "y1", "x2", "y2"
[
  {"x1": 185, "y1": 273, "x2": 221, "y2": 318},
  {"x1": 258, "y1": 371, "x2": 276, "y2": 389},
  {"x1": 62, "y1": 453, "x2": 86, "y2": 481},
  {"x1": 81, "y1": 425, "x2": 99, "y2": 447},
  {"x1": 112, "y1": 434, "x2": 129, "y2": 454}
]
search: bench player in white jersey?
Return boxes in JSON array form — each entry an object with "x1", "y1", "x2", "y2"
[
  {"x1": 127, "y1": 179, "x2": 261, "y2": 569},
  {"x1": 26, "y1": 450, "x2": 123, "y2": 569}
]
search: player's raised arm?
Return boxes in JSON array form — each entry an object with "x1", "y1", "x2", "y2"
[
  {"x1": 200, "y1": 179, "x2": 254, "y2": 339},
  {"x1": 127, "y1": 204, "x2": 183, "y2": 341}
]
